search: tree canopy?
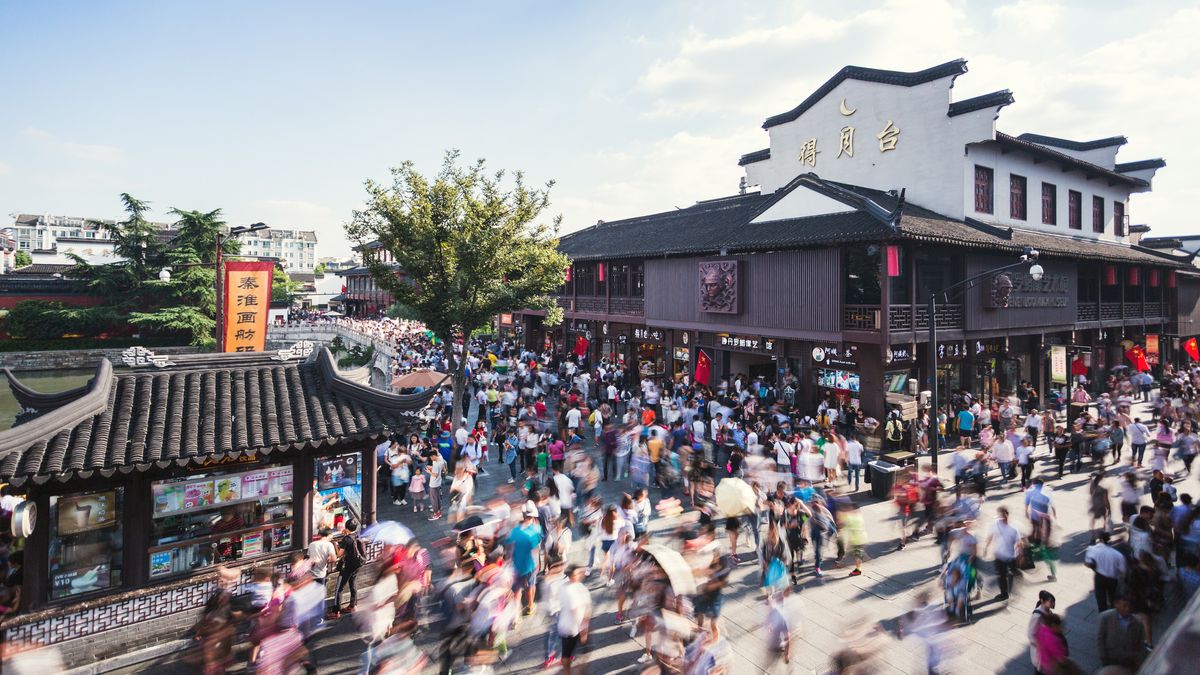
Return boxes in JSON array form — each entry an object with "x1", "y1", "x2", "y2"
[{"x1": 347, "y1": 152, "x2": 567, "y2": 430}]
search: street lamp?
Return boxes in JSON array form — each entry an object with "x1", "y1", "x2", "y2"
[
  {"x1": 926, "y1": 246, "x2": 1042, "y2": 470},
  {"x1": 158, "y1": 268, "x2": 171, "y2": 282},
  {"x1": 215, "y1": 223, "x2": 269, "y2": 351}
]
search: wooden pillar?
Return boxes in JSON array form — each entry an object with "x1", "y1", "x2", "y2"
[
  {"x1": 294, "y1": 451, "x2": 315, "y2": 547},
  {"x1": 23, "y1": 487, "x2": 50, "y2": 612},
  {"x1": 125, "y1": 474, "x2": 149, "y2": 587},
  {"x1": 361, "y1": 442, "x2": 378, "y2": 526}
]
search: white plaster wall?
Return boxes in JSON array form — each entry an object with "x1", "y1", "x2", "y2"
[
  {"x1": 1026, "y1": 144, "x2": 1120, "y2": 169},
  {"x1": 751, "y1": 188, "x2": 854, "y2": 223},
  {"x1": 962, "y1": 144, "x2": 1133, "y2": 243},
  {"x1": 743, "y1": 76, "x2": 997, "y2": 219}
]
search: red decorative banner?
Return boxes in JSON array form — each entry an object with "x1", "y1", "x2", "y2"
[{"x1": 223, "y1": 261, "x2": 274, "y2": 352}]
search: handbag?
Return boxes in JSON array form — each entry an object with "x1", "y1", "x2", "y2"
[{"x1": 765, "y1": 557, "x2": 787, "y2": 588}]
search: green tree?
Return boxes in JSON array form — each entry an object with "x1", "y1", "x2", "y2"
[
  {"x1": 5, "y1": 301, "x2": 68, "y2": 339},
  {"x1": 272, "y1": 267, "x2": 300, "y2": 304},
  {"x1": 347, "y1": 151, "x2": 567, "y2": 438},
  {"x1": 314, "y1": 262, "x2": 327, "y2": 275},
  {"x1": 13, "y1": 250, "x2": 32, "y2": 268}
]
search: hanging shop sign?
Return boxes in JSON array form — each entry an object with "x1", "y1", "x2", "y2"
[
  {"x1": 974, "y1": 340, "x2": 1006, "y2": 356},
  {"x1": 937, "y1": 341, "x2": 966, "y2": 360},
  {"x1": 986, "y1": 270, "x2": 1070, "y2": 309},
  {"x1": 632, "y1": 327, "x2": 665, "y2": 343},
  {"x1": 812, "y1": 343, "x2": 856, "y2": 367},
  {"x1": 1050, "y1": 345, "x2": 1068, "y2": 384},
  {"x1": 673, "y1": 347, "x2": 691, "y2": 361},
  {"x1": 569, "y1": 320, "x2": 590, "y2": 333},
  {"x1": 1146, "y1": 334, "x2": 1160, "y2": 365},
  {"x1": 885, "y1": 345, "x2": 914, "y2": 365},
  {"x1": 223, "y1": 261, "x2": 274, "y2": 353},
  {"x1": 718, "y1": 333, "x2": 776, "y2": 353}
]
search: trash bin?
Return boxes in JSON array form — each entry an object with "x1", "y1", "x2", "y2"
[{"x1": 869, "y1": 460, "x2": 901, "y2": 500}]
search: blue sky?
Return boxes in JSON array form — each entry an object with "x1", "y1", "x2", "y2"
[{"x1": 2, "y1": 1, "x2": 1197, "y2": 257}]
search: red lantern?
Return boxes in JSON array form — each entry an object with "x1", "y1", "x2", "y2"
[
  {"x1": 1169, "y1": 271, "x2": 1178, "y2": 288},
  {"x1": 598, "y1": 262, "x2": 605, "y2": 283},
  {"x1": 565, "y1": 265, "x2": 572, "y2": 282},
  {"x1": 886, "y1": 245, "x2": 901, "y2": 277},
  {"x1": 1129, "y1": 268, "x2": 1140, "y2": 286},
  {"x1": 1149, "y1": 269, "x2": 1160, "y2": 287},
  {"x1": 1103, "y1": 265, "x2": 1117, "y2": 286}
]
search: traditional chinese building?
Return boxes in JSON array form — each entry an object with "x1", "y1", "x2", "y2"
[
  {"x1": 0, "y1": 345, "x2": 434, "y2": 666},
  {"x1": 517, "y1": 59, "x2": 1196, "y2": 418}
]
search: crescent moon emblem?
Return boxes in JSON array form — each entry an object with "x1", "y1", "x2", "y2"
[{"x1": 839, "y1": 98, "x2": 856, "y2": 116}]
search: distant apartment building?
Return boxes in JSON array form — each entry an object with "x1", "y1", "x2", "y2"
[
  {"x1": 238, "y1": 228, "x2": 318, "y2": 272},
  {"x1": 317, "y1": 256, "x2": 357, "y2": 272},
  {"x1": 5, "y1": 213, "x2": 172, "y2": 264}
]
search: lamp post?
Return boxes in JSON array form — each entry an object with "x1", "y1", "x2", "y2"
[{"x1": 927, "y1": 247, "x2": 1044, "y2": 470}]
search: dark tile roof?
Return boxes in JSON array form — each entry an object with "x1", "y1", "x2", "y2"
[
  {"x1": 738, "y1": 148, "x2": 771, "y2": 166},
  {"x1": 1115, "y1": 159, "x2": 1166, "y2": 173},
  {"x1": 762, "y1": 59, "x2": 967, "y2": 129},
  {"x1": 10, "y1": 263, "x2": 74, "y2": 276},
  {"x1": 1017, "y1": 133, "x2": 1127, "y2": 151},
  {"x1": 948, "y1": 90, "x2": 1014, "y2": 117},
  {"x1": 289, "y1": 272, "x2": 317, "y2": 283},
  {"x1": 0, "y1": 349, "x2": 436, "y2": 482},
  {"x1": 993, "y1": 134, "x2": 1148, "y2": 188},
  {"x1": 558, "y1": 173, "x2": 1191, "y2": 268}
]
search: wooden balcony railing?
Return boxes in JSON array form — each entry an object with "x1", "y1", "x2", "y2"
[
  {"x1": 888, "y1": 304, "x2": 962, "y2": 331},
  {"x1": 842, "y1": 305, "x2": 881, "y2": 330}
]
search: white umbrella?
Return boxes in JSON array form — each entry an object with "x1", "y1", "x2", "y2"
[
  {"x1": 324, "y1": 310, "x2": 344, "y2": 317},
  {"x1": 642, "y1": 544, "x2": 698, "y2": 596},
  {"x1": 714, "y1": 477, "x2": 756, "y2": 517},
  {"x1": 362, "y1": 520, "x2": 413, "y2": 545}
]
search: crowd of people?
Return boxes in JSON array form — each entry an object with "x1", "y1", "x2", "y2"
[{"x1": 175, "y1": 314, "x2": 1200, "y2": 675}]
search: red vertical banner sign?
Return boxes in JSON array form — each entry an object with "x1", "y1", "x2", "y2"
[
  {"x1": 1145, "y1": 334, "x2": 1159, "y2": 365},
  {"x1": 695, "y1": 348, "x2": 712, "y2": 386},
  {"x1": 597, "y1": 262, "x2": 605, "y2": 282},
  {"x1": 1103, "y1": 265, "x2": 1117, "y2": 285},
  {"x1": 885, "y1": 245, "x2": 901, "y2": 277},
  {"x1": 223, "y1": 261, "x2": 274, "y2": 352}
]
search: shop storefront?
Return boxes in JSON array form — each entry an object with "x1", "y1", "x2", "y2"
[
  {"x1": 632, "y1": 326, "x2": 668, "y2": 381},
  {"x1": 811, "y1": 342, "x2": 862, "y2": 408},
  {"x1": 0, "y1": 347, "x2": 434, "y2": 665}
]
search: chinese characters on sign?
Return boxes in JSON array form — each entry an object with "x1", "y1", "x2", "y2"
[
  {"x1": 937, "y1": 342, "x2": 965, "y2": 360},
  {"x1": 1050, "y1": 345, "x2": 1068, "y2": 384},
  {"x1": 223, "y1": 261, "x2": 274, "y2": 353},
  {"x1": 795, "y1": 103, "x2": 901, "y2": 167},
  {"x1": 718, "y1": 333, "x2": 775, "y2": 352},
  {"x1": 632, "y1": 327, "x2": 664, "y2": 342}
]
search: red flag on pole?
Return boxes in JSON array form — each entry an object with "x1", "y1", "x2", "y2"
[
  {"x1": 695, "y1": 348, "x2": 712, "y2": 386},
  {"x1": 1125, "y1": 346, "x2": 1150, "y2": 372},
  {"x1": 573, "y1": 335, "x2": 589, "y2": 357},
  {"x1": 1186, "y1": 337, "x2": 1200, "y2": 362}
]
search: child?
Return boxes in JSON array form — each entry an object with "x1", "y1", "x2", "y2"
[{"x1": 408, "y1": 463, "x2": 427, "y2": 513}]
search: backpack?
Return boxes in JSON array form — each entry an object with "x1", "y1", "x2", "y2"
[{"x1": 342, "y1": 534, "x2": 366, "y2": 571}]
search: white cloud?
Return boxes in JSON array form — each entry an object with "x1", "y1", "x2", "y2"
[
  {"x1": 21, "y1": 127, "x2": 122, "y2": 162},
  {"x1": 0, "y1": 161, "x2": 11, "y2": 176},
  {"x1": 992, "y1": 0, "x2": 1063, "y2": 31}
]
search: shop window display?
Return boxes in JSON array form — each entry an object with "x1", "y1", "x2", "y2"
[
  {"x1": 49, "y1": 488, "x2": 124, "y2": 600},
  {"x1": 148, "y1": 465, "x2": 293, "y2": 579},
  {"x1": 312, "y1": 453, "x2": 362, "y2": 534}
]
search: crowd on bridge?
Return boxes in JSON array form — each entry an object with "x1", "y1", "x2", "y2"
[{"x1": 165, "y1": 315, "x2": 1200, "y2": 675}]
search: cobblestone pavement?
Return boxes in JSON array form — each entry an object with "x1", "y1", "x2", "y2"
[{"x1": 121, "y1": 397, "x2": 1192, "y2": 674}]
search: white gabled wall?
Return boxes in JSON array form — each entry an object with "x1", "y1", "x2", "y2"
[
  {"x1": 743, "y1": 75, "x2": 998, "y2": 220},
  {"x1": 963, "y1": 144, "x2": 1132, "y2": 243}
]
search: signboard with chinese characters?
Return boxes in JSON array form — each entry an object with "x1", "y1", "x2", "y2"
[
  {"x1": 937, "y1": 341, "x2": 966, "y2": 361},
  {"x1": 885, "y1": 345, "x2": 913, "y2": 365},
  {"x1": 1050, "y1": 346, "x2": 1068, "y2": 384},
  {"x1": 223, "y1": 261, "x2": 274, "y2": 353},
  {"x1": 632, "y1": 327, "x2": 665, "y2": 343},
  {"x1": 811, "y1": 343, "x2": 856, "y2": 367},
  {"x1": 717, "y1": 333, "x2": 776, "y2": 353}
]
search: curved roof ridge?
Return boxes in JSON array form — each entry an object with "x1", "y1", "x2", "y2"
[
  {"x1": 0, "y1": 360, "x2": 113, "y2": 461},
  {"x1": 763, "y1": 59, "x2": 967, "y2": 129},
  {"x1": 1016, "y1": 132, "x2": 1128, "y2": 151}
]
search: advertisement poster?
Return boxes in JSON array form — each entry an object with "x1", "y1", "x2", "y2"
[
  {"x1": 214, "y1": 476, "x2": 242, "y2": 504},
  {"x1": 1146, "y1": 334, "x2": 1160, "y2": 365},
  {"x1": 183, "y1": 480, "x2": 214, "y2": 509},
  {"x1": 312, "y1": 484, "x2": 362, "y2": 534},
  {"x1": 243, "y1": 532, "x2": 264, "y2": 557},
  {"x1": 56, "y1": 491, "x2": 118, "y2": 536},
  {"x1": 317, "y1": 454, "x2": 361, "y2": 491},
  {"x1": 240, "y1": 471, "x2": 270, "y2": 498},
  {"x1": 1050, "y1": 346, "x2": 1068, "y2": 384},
  {"x1": 52, "y1": 562, "x2": 111, "y2": 597},
  {"x1": 268, "y1": 467, "x2": 294, "y2": 496},
  {"x1": 271, "y1": 526, "x2": 292, "y2": 549},
  {"x1": 150, "y1": 551, "x2": 172, "y2": 578},
  {"x1": 223, "y1": 260, "x2": 274, "y2": 353},
  {"x1": 152, "y1": 480, "x2": 185, "y2": 515}
]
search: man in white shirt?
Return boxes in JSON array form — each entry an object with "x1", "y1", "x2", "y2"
[
  {"x1": 307, "y1": 527, "x2": 338, "y2": 585},
  {"x1": 565, "y1": 405, "x2": 583, "y2": 438},
  {"x1": 558, "y1": 565, "x2": 592, "y2": 674},
  {"x1": 991, "y1": 436, "x2": 1016, "y2": 485},
  {"x1": 710, "y1": 413, "x2": 724, "y2": 443},
  {"x1": 984, "y1": 507, "x2": 1021, "y2": 601},
  {"x1": 1084, "y1": 533, "x2": 1127, "y2": 612},
  {"x1": 844, "y1": 435, "x2": 865, "y2": 491}
]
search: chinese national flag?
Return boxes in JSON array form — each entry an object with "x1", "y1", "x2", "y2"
[
  {"x1": 573, "y1": 335, "x2": 589, "y2": 357},
  {"x1": 695, "y1": 348, "x2": 712, "y2": 386},
  {"x1": 1186, "y1": 337, "x2": 1200, "y2": 362},
  {"x1": 1125, "y1": 346, "x2": 1150, "y2": 372}
]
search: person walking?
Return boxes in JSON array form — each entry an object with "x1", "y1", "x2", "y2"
[
  {"x1": 1097, "y1": 595, "x2": 1147, "y2": 671},
  {"x1": 329, "y1": 520, "x2": 364, "y2": 619},
  {"x1": 1129, "y1": 417, "x2": 1151, "y2": 467},
  {"x1": 427, "y1": 451, "x2": 445, "y2": 521},
  {"x1": 984, "y1": 506, "x2": 1021, "y2": 602},
  {"x1": 557, "y1": 565, "x2": 592, "y2": 675},
  {"x1": 1084, "y1": 533, "x2": 1126, "y2": 613}
]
